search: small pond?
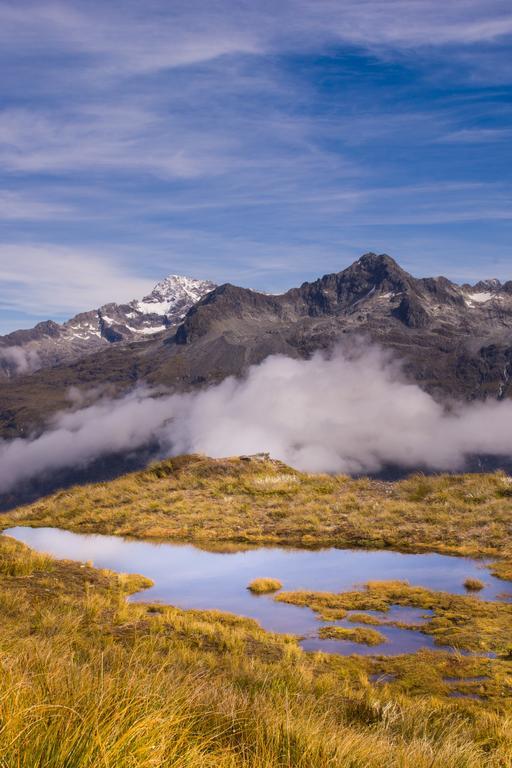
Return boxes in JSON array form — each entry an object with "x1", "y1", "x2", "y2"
[{"x1": 3, "y1": 526, "x2": 508, "y2": 657}]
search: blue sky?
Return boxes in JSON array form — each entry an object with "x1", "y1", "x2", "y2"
[{"x1": 0, "y1": 0, "x2": 511, "y2": 333}]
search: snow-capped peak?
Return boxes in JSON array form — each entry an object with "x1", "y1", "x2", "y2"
[
  {"x1": 0, "y1": 271, "x2": 217, "y2": 378},
  {"x1": 144, "y1": 275, "x2": 216, "y2": 304},
  {"x1": 134, "y1": 275, "x2": 217, "y2": 318}
]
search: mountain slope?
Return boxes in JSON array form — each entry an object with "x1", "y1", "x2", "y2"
[
  {"x1": 1, "y1": 253, "x2": 511, "y2": 440},
  {"x1": 0, "y1": 275, "x2": 216, "y2": 378},
  {"x1": 171, "y1": 252, "x2": 512, "y2": 399}
]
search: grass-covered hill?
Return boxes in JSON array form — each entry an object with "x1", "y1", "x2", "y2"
[{"x1": 5, "y1": 454, "x2": 512, "y2": 577}]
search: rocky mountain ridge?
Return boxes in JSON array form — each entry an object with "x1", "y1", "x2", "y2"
[
  {"x1": 171, "y1": 253, "x2": 512, "y2": 400},
  {"x1": 0, "y1": 276, "x2": 216, "y2": 378},
  {"x1": 0, "y1": 253, "x2": 511, "y2": 441}
]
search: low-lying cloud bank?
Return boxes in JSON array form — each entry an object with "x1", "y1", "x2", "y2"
[
  {"x1": 0, "y1": 345, "x2": 41, "y2": 375},
  {"x1": 1, "y1": 344, "x2": 512, "y2": 494}
]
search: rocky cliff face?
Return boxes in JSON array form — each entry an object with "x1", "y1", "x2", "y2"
[
  {"x1": 1, "y1": 253, "x2": 511, "y2": 439},
  {"x1": 170, "y1": 253, "x2": 512, "y2": 401}
]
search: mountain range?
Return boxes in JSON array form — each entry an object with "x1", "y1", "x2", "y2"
[
  {"x1": 1, "y1": 252, "x2": 511, "y2": 441},
  {"x1": 0, "y1": 275, "x2": 216, "y2": 377}
]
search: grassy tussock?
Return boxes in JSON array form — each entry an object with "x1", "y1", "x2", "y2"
[
  {"x1": 318, "y1": 626, "x2": 387, "y2": 646},
  {"x1": 347, "y1": 612, "x2": 383, "y2": 625},
  {"x1": 0, "y1": 535, "x2": 54, "y2": 576},
  {"x1": 464, "y1": 578, "x2": 485, "y2": 591},
  {"x1": 0, "y1": 535, "x2": 511, "y2": 766},
  {"x1": 5, "y1": 456, "x2": 512, "y2": 577},
  {"x1": 248, "y1": 578, "x2": 283, "y2": 594}
]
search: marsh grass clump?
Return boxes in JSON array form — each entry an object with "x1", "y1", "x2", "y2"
[
  {"x1": 0, "y1": 535, "x2": 54, "y2": 576},
  {"x1": 401, "y1": 474, "x2": 434, "y2": 502},
  {"x1": 319, "y1": 626, "x2": 386, "y2": 646},
  {"x1": 464, "y1": 577, "x2": 485, "y2": 591},
  {"x1": 248, "y1": 577, "x2": 283, "y2": 594},
  {"x1": 347, "y1": 613, "x2": 382, "y2": 625}
]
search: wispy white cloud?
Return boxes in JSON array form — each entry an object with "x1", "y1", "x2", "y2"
[
  {"x1": 437, "y1": 128, "x2": 512, "y2": 143},
  {"x1": 0, "y1": 345, "x2": 41, "y2": 374},
  {"x1": 0, "y1": 191, "x2": 71, "y2": 220},
  {"x1": 0, "y1": 244, "x2": 153, "y2": 319},
  {"x1": 0, "y1": 1, "x2": 262, "y2": 75},
  {"x1": 0, "y1": 106, "x2": 236, "y2": 178},
  {"x1": 1, "y1": 1, "x2": 511, "y2": 77},
  {"x1": 293, "y1": 0, "x2": 512, "y2": 49}
]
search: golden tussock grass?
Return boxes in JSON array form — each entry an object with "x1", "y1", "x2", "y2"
[
  {"x1": 318, "y1": 625, "x2": 387, "y2": 646},
  {"x1": 2, "y1": 455, "x2": 512, "y2": 765},
  {"x1": 464, "y1": 577, "x2": 485, "y2": 591},
  {"x1": 0, "y1": 535, "x2": 511, "y2": 767},
  {"x1": 247, "y1": 577, "x2": 283, "y2": 594}
]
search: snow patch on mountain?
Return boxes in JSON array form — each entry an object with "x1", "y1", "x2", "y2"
[
  {"x1": 465, "y1": 291, "x2": 493, "y2": 306},
  {"x1": 134, "y1": 276, "x2": 217, "y2": 319}
]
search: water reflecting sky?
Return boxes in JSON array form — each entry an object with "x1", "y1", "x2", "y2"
[{"x1": 4, "y1": 526, "x2": 507, "y2": 657}]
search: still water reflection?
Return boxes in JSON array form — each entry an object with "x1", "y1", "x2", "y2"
[{"x1": 4, "y1": 526, "x2": 507, "y2": 656}]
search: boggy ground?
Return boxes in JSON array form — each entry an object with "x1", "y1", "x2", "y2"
[
  {"x1": 0, "y1": 534, "x2": 511, "y2": 767},
  {"x1": 276, "y1": 580, "x2": 512, "y2": 656},
  {"x1": 4, "y1": 455, "x2": 512, "y2": 577}
]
